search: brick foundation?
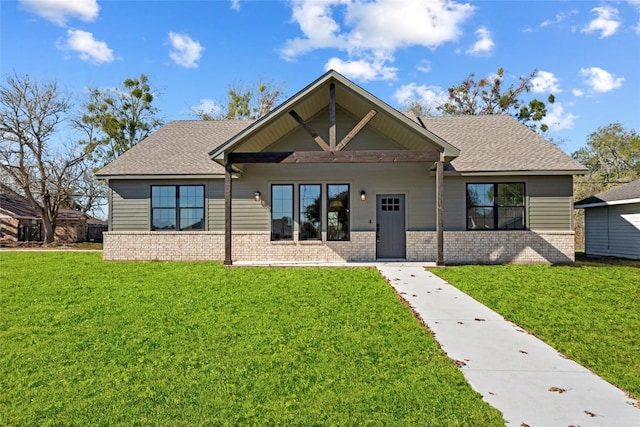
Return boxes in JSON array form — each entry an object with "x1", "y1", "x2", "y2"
[{"x1": 103, "y1": 230, "x2": 574, "y2": 264}]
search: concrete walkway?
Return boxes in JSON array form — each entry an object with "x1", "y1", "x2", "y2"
[{"x1": 377, "y1": 264, "x2": 640, "y2": 427}]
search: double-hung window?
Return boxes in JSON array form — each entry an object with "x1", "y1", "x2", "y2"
[
  {"x1": 467, "y1": 183, "x2": 525, "y2": 230},
  {"x1": 151, "y1": 185, "x2": 204, "y2": 230},
  {"x1": 271, "y1": 184, "x2": 293, "y2": 241},
  {"x1": 299, "y1": 184, "x2": 321, "y2": 240}
]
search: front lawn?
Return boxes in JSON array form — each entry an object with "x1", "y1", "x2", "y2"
[
  {"x1": 0, "y1": 252, "x2": 503, "y2": 426},
  {"x1": 431, "y1": 261, "x2": 640, "y2": 399}
]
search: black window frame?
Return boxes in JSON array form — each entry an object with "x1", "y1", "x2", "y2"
[
  {"x1": 151, "y1": 185, "x2": 205, "y2": 231},
  {"x1": 271, "y1": 184, "x2": 294, "y2": 241},
  {"x1": 299, "y1": 184, "x2": 322, "y2": 241},
  {"x1": 327, "y1": 184, "x2": 350, "y2": 241},
  {"x1": 466, "y1": 183, "x2": 526, "y2": 231}
]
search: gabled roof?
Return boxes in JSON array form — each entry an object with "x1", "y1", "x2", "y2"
[
  {"x1": 209, "y1": 70, "x2": 460, "y2": 163},
  {"x1": 408, "y1": 114, "x2": 587, "y2": 174},
  {"x1": 0, "y1": 193, "x2": 39, "y2": 219},
  {"x1": 574, "y1": 179, "x2": 640, "y2": 208},
  {"x1": 96, "y1": 71, "x2": 587, "y2": 178},
  {"x1": 96, "y1": 120, "x2": 252, "y2": 178}
]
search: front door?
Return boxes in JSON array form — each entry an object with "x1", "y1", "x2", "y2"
[{"x1": 376, "y1": 194, "x2": 406, "y2": 259}]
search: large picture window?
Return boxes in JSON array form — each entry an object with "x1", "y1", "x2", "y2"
[
  {"x1": 151, "y1": 185, "x2": 204, "y2": 231},
  {"x1": 271, "y1": 184, "x2": 293, "y2": 241},
  {"x1": 327, "y1": 184, "x2": 350, "y2": 241},
  {"x1": 299, "y1": 184, "x2": 321, "y2": 240},
  {"x1": 467, "y1": 183, "x2": 525, "y2": 230}
]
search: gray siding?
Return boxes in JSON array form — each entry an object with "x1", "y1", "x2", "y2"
[
  {"x1": 109, "y1": 173, "x2": 575, "y2": 235},
  {"x1": 238, "y1": 162, "x2": 435, "y2": 232},
  {"x1": 585, "y1": 204, "x2": 640, "y2": 259},
  {"x1": 111, "y1": 179, "x2": 223, "y2": 231},
  {"x1": 111, "y1": 181, "x2": 149, "y2": 230},
  {"x1": 528, "y1": 176, "x2": 573, "y2": 230},
  {"x1": 440, "y1": 175, "x2": 574, "y2": 231}
]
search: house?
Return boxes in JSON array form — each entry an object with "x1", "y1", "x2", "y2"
[
  {"x1": 0, "y1": 193, "x2": 41, "y2": 242},
  {"x1": 96, "y1": 70, "x2": 587, "y2": 264},
  {"x1": 0, "y1": 193, "x2": 105, "y2": 243},
  {"x1": 574, "y1": 179, "x2": 640, "y2": 259}
]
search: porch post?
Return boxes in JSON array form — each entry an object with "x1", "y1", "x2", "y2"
[
  {"x1": 436, "y1": 157, "x2": 444, "y2": 266},
  {"x1": 224, "y1": 162, "x2": 233, "y2": 266}
]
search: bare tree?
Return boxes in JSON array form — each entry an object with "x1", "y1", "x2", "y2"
[{"x1": 0, "y1": 73, "x2": 87, "y2": 244}]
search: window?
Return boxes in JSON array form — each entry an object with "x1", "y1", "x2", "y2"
[
  {"x1": 151, "y1": 185, "x2": 204, "y2": 231},
  {"x1": 327, "y1": 184, "x2": 349, "y2": 241},
  {"x1": 467, "y1": 183, "x2": 525, "y2": 230},
  {"x1": 299, "y1": 184, "x2": 321, "y2": 240},
  {"x1": 271, "y1": 184, "x2": 293, "y2": 241}
]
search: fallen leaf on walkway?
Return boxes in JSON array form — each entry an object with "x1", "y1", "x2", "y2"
[
  {"x1": 520, "y1": 423, "x2": 530, "y2": 427},
  {"x1": 454, "y1": 359, "x2": 467, "y2": 367},
  {"x1": 410, "y1": 274, "x2": 415, "y2": 277},
  {"x1": 457, "y1": 321, "x2": 464, "y2": 324},
  {"x1": 488, "y1": 391, "x2": 495, "y2": 395},
  {"x1": 519, "y1": 350, "x2": 528, "y2": 354},
  {"x1": 584, "y1": 410, "x2": 597, "y2": 417},
  {"x1": 400, "y1": 292, "x2": 406, "y2": 295},
  {"x1": 548, "y1": 386, "x2": 566, "y2": 393},
  {"x1": 474, "y1": 318, "x2": 485, "y2": 322},
  {"x1": 436, "y1": 287, "x2": 442, "y2": 290}
]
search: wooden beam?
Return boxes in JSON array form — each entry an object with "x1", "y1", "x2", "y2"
[
  {"x1": 224, "y1": 162, "x2": 233, "y2": 266},
  {"x1": 228, "y1": 150, "x2": 441, "y2": 164},
  {"x1": 335, "y1": 109, "x2": 377, "y2": 151},
  {"x1": 329, "y1": 83, "x2": 336, "y2": 151},
  {"x1": 289, "y1": 110, "x2": 330, "y2": 151},
  {"x1": 436, "y1": 157, "x2": 444, "y2": 266}
]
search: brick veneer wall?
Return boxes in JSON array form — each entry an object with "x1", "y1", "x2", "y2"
[{"x1": 103, "y1": 230, "x2": 574, "y2": 264}]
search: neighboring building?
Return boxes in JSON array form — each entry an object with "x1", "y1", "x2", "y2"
[
  {"x1": 0, "y1": 193, "x2": 41, "y2": 242},
  {"x1": 0, "y1": 193, "x2": 105, "y2": 243},
  {"x1": 574, "y1": 180, "x2": 640, "y2": 260},
  {"x1": 96, "y1": 70, "x2": 587, "y2": 264}
]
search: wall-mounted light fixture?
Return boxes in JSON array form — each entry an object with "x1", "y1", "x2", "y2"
[
  {"x1": 254, "y1": 191, "x2": 261, "y2": 202},
  {"x1": 360, "y1": 190, "x2": 366, "y2": 202}
]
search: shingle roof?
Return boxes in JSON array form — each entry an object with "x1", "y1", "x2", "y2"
[
  {"x1": 574, "y1": 179, "x2": 640, "y2": 207},
  {"x1": 96, "y1": 120, "x2": 253, "y2": 177},
  {"x1": 0, "y1": 193, "x2": 38, "y2": 218},
  {"x1": 412, "y1": 114, "x2": 587, "y2": 173},
  {"x1": 97, "y1": 114, "x2": 586, "y2": 177}
]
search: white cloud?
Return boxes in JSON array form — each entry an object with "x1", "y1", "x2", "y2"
[
  {"x1": 465, "y1": 26, "x2": 494, "y2": 56},
  {"x1": 581, "y1": 6, "x2": 620, "y2": 38},
  {"x1": 58, "y1": 29, "x2": 114, "y2": 64},
  {"x1": 281, "y1": 0, "x2": 474, "y2": 81},
  {"x1": 230, "y1": 0, "x2": 240, "y2": 11},
  {"x1": 392, "y1": 83, "x2": 448, "y2": 111},
  {"x1": 416, "y1": 60, "x2": 431, "y2": 73},
  {"x1": 540, "y1": 10, "x2": 578, "y2": 28},
  {"x1": 531, "y1": 70, "x2": 561, "y2": 93},
  {"x1": 20, "y1": 0, "x2": 99, "y2": 26},
  {"x1": 543, "y1": 102, "x2": 578, "y2": 131},
  {"x1": 325, "y1": 56, "x2": 397, "y2": 81},
  {"x1": 572, "y1": 88, "x2": 584, "y2": 97},
  {"x1": 168, "y1": 32, "x2": 204, "y2": 68},
  {"x1": 579, "y1": 67, "x2": 624, "y2": 92},
  {"x1": 191, "y1": 99, "x2": 223, "y2": 118}
]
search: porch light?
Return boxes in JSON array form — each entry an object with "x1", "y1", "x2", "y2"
[
  {"x1": 254, "y1": 191, "x2": 261, "y2": 202},
  {"x1": 360, "y1": 190, "x2": 366, "y2": 202}
]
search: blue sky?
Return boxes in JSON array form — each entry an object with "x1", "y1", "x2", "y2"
[{"x1": 2, "y1": 0, "x2": 639, "y2": 155}]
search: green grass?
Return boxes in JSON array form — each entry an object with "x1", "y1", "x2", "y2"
[
  {"x1": 0, "y1": 252, "x2": 503, "y2": 426},
  {"x1": 431, "y1": 261, "x2": 640, "y2": 399}
]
